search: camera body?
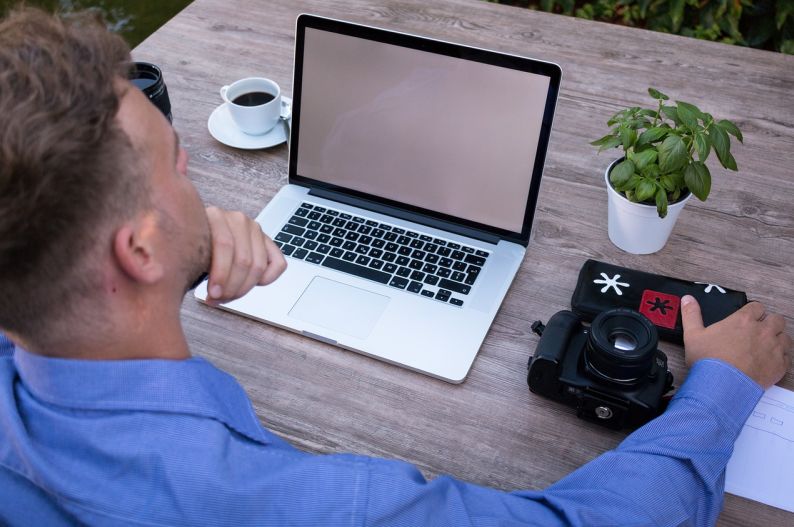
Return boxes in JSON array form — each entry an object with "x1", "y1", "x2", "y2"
[{"x1": 527, "y1": 308, "x2": 673, "y2": 429}]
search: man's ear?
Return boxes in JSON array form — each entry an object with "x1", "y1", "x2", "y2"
[{"x1": 112, "y1": 213, "x2": 165, "y2": 284}]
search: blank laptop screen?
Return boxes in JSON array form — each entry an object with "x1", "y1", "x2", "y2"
[{"x1": 295, "y1": 27, "x2": 552, "y2": 234}]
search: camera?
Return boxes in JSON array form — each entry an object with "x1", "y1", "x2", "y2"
[{"x1": 527, "y1": 308, "x2": 673, "y2": 429}]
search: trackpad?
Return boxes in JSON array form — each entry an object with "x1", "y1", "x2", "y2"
[{"x1": 289, "y1": 277, "x2": 390, "y2": 339}]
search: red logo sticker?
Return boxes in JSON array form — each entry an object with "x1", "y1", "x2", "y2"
[{"x1": 639, "y1": 290, "x2": 680, "y2": 329}]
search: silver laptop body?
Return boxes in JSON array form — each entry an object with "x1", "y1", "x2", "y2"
[{"x1": 196, "y1": 14, "x2": 561, "y2": 383}]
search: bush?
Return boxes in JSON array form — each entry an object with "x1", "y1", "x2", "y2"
[{"x1": 493, "y1": 0, "x2": 794, "y2": 54}]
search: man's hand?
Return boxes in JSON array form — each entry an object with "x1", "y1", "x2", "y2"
[
  {"x1": 681, "y1": 295, "x2": 792, "y2": 388},
  {"x1": 204, "y1": 206, "x2": 287, "y2": 304}
]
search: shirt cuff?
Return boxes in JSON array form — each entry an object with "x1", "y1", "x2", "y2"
[{"x1": 673, "y1": 358, "x2": 763, "y2": 436}]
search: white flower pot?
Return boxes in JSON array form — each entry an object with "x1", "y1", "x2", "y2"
[{"x1": 605, "y1": 158, "x2": 691, "y2": 254}]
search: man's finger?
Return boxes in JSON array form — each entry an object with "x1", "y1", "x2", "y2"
[
  {"x1": 741, "y1": 301, "x2": 766, "y2": 322},
  {"x1": 206, "y1": 207, "x2": 233, "y2": 301},
  {"x1": 681, "y1": 295, "x2": 704, "y2": 333},
  {"x1": 258, "y1": 234, "x2": 286, "y2": 286}
]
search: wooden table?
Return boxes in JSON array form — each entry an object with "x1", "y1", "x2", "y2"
[{"x1": 134, "y1": 1, "x2": 794, "y2": 524}]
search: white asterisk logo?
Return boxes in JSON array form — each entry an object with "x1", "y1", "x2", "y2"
[
  {"x1": 593, "y1": 273, "x2": 630, "y2": 296},
  {"x1": 695, "y1": 282, "x2": 726, "y2": 294}
]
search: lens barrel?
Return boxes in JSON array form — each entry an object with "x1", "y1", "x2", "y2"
[
  {"x1": 585, "y1": 308, "x2": 658, "y2": 384},
  {"x1": 130, "y1": 62, "x2": 172, "y2": 122}
]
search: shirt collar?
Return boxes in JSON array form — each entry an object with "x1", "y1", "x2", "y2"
[{"x1": 12, "y1": 346, "x2": 269, "y2": 445}]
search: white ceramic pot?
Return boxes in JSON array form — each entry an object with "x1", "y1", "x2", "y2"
[{"x1": 605, "y1": 158, "x2": 691, "y2": 254}]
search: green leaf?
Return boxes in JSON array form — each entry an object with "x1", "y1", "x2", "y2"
[
  {"x1": 694, "y1": 131, "x2": 711, "y2": 161},
  {"x1": 658, "y1": 135, "x2": 688, "y2": 173},
  {"x1": 670, "y1": 0, "x2": 685, "y2": 32},
  {"x1": 620, "y1": 126, "x2": 637, "y2": 150},
  {"x1": 655, "y1": 188, "x2": 669, "y2": 218},
  {"x1": 777, "y1": 0, "x2": 793, "y2": 30},
  {"x1": 671, "y1": 188, "x2": 681, "y2": 202},
  {"x1": 782, "y1": 40, "x2": 794, "y2": 55},
  {"x1": 632, "y1": 149, "x2": 658, "y2": 171},
  {"x1": 709, "y1": 125, "x2": 732, "y2": 169},
  {"x1": 596, "y1": 136, "x2": 622, "y2": 152},
  {"x1": 660, "y1": 175, "x2": 676, "y2": 192},
  {"x1": 635, "y1": 179, "x2": 656, "y2": 202},
  {"x1": 648, "y1": 87, "x2": 669, "y2": 101},
  {"x1": 675, "y1": 101, "x2": 700, "y2": 129},
  {"x1": 717, "y1": 119, "x2": 743, "y2": 143},
  {"x1": 636, "y1": 127, "x2": 669, "y2": 147},
  {"x1": 660, "y1": 106, "x2": 681, "y2": 126},
  {"x1": 609, "y1": 159, "x2": 635, "y2": 187},
  {"x1": 590, "y1": 133, "x2": 617, "y2": 146},
  {"x1": 721, "y1": 150, "x2": 738, "y2": 171},
  {"x1": 684, "y1": 162, "x2": 712, "y2": 201}
]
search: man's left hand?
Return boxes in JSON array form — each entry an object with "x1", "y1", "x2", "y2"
[{"x1": 204, "y1": 206, "x2": 287, "y2": 304}]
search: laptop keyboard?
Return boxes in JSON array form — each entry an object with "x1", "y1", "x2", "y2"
[{"x1": 272, "y1": 202, "x2": 490, "y2": 307}]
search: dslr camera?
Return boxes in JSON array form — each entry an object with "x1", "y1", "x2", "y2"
[{"x1": 527, "y1": 308, "x2": 674, "y2": 429}]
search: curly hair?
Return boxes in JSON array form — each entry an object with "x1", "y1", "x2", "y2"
[{"x1": 0, "y1": 7, "x2": 149, "y2": 342}]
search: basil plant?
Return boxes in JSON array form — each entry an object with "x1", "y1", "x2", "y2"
[{"x1": 591, "y1": 88, "x2": 742, "y2": 218}]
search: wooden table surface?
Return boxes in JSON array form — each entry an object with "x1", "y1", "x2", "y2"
[{"x1": 134, "y1": 1, "x2": 794, "y2": 524}]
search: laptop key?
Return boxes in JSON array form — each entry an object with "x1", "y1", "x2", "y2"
[
  {"x1": 322, "y1": 257, "x2": 390, "y2": 285},
  {"x1": 305, "y1": 252, "x2": 324, "y2": 264},
  {"x1": 449, "y1": 298, "x2": 464, "y2": 307},
  {"x1": 282, "y1": 244, "x2": 296, "y2": 256},
  {"x1": 451, "y1": 271, "x2": 466, "y2": 282},
  {"x1": 288, "y1": 216, "x2": 309, "y2": 227},
  {"x1": 333, "y1": 228, "x2": 346, "y2": 237},
  {"x1": 369, "y1": 248, "x2": 383, "y2": 259},
  {"x1": 411, "y1": 249, "x2": 426, "y2": 259},
  {"x1": 382, "y1": 253, "x2": 397, "y2": 263},
  {"x1": 379, "y1": 223, "x2": 392, "y2": 231},
  {"x1": 396, "y1": 266, "x2": 411, "y2": 277},
  {"x1": 294, "y1": 208, "x2": 310, "y2": 217},
  {"x1": 329, "y1": 238, "x2": 343, "y2": 247},
  {"x1": 327, "y1": 210, "x2": 339, "y2": 217},
  {"x1": 437, "y1": 247, "x2": 451, "y2": 257},
  {"x1": 293, "y1": 248, "x2": 309, "y2": 260},
  {"x1": 371, "y1": 229, "x2": 385, "y2": 238},
  {"x1": 397, "y1": 246, "x2": 412, "y2": 256},
  {"x1": 304, "y1": 231, "x2": 318, "y2": 240},
  {"x1": 342, "y1": 241, "x2": 356, "y2": 251},
  {"x1": 389, "y1": 276, "x2": 408, "y2": 289},
  {"x1": 407, "y1": 281, "x2": 423, "y2": 293},
  {"x1": 371, "y1": 239, "x2": 386, "y2": 249},
  {"x1": 385, "y1": 242, "x2": 399, "y2": 252},
  {"x1": 419, "y1": 235, "x2": 433, "y2": 242},
  {"x1": 439, "y1": 278, "x2": 470, "y2": 295},
  {"x1": 464, "y1": 254, "x2": 486, "y2": 266},
  {"x1": 410, "y1": 270, "x2": 426, "y2": 281},
  {"x1": 304, "y1": 240, "x2": 318, "y2": 251},
  {"x1": 384, "y1": 232, "x2": 398, "y2": 242},
  {"x1": 275, "y1": 232, "x2": 293, "y2": 243},
  {"x1": 420, "y1": 289, "x2": 435, "y2": 297},
  {"x1": 424, "y1": 243, "x2": 438, "y2": 253},
  {"x1": 301, "y1": 202, "x2": 313, "y2": 209},
  {"x1": 475, "y1": 249, "x2": 489, "y2": 257},
  {"x1": 435, "y1": 289, "x2": 451, "y2": 302},
  {"x1": 355, "y1": 255, "x2": 370, "y2": 266},
  {"x1": 369, "y1": 259, "x2": 384, "y2": 270},
  {"x1": 317, "y1": 234, "x2": 331, "y2": 243},
  {"x1": 462, "y1": 246, "x2": 474, "y2": 254},
  {"x1": 332, "y1": 218, "x2": 346, "y2": 227},
  {"x1": 392, "y1": 227, "x2": 405, "y2": 234},
  {"x1": 330, "y1": 248, "x2": 344, "y2": 258},
  {"x1": 451, "y1": 250, "x2": 465, "y2": 260},
  {"x1": 438, "y1": 268, "x2": 451, "y2": 278},
  {"x1": 308, "y1": 211, "x2": 321, "y2": 220},
  {"x1": 464, "y1": 274, "x2": 477, "y2": 286},
  {"x1": 292, "y1": 237, "x2": 306, "y2": 247},
  {"x1": 439, "y1": 257, "x2": 453, "y2": 268},
  {"x1": 340, "y1": 213, "x2": 352, "y2": 220},
  {"x1": 397, "y1": 236, "x2": 410, "y2": 245},
  {"x1": 345, "y1": 221, "x2": 358, "y2": 230},
  {"x1": 359, "y1": 235, "x2": 373, "y2": 245},
  {"x1": 410, "y1": 239, "x2": 423, "y2": 249},
  {"x1": 383, "y1": 263, "x2": 398, "y2": 273},
  {"x1": 355, "y1": 245, "x2": 369, "y2": 255},
  {"x1": 366, "y1": 220, "x2": 379, "y2": 227},
  {"x1": 452, "y1": 261, "x2": 467, "y2": 272},
  {"x1": 408, "y1": 259, "x2": 424, "y2": 270},
  {"x1": 353, "y1": 216, "x2": 365, "y2": 223},
  {"x1": 358, "y1": 225, "x2": 372, "y2": 235},
  {"x1": 345, "y1": 232, "x2": 359, "y2": 241},
  {"x1": 282, "y1": 224, "x2": 306, "y2": 236},
  {"x1": 320, "y1": 224, "x2": 334, "y2": 234},
  {"x1": 317, "y1": 244, "x2": 331, "y2": 254},
  {"x1": 342, "y1": 251, "x2": 356, "y2": 262},
  {"x1": 425, "y1": 253, "x2": 439, "y2": 264},
  {"x1": 433, "y1": 238, "x2": 446, "y2": 246},
  {"x1": 396, "y1": 256, "x2": 410, "y2": 266},
  {"x1": 406, "y1": 231, "x2": 419, "y2": 238},
  {"x1": 307, "y1": 221, "x2": 322, "y2": 231},
  {"x1": 423, "y1": 275, "x2": 439, "y2": 286},
  {"x1": 320, "y1": 214, "x2": 333, "y2": 224},
  {"x1": 447, "y1": 242, "x2": 461, "y2": 250},
  {"x1": 422, "y1": 263, "x2": 438, "y2": 274},
  {"x1": 467, "y1": 264, "x2": 481, "y2": 275},
  {"x1": 314, "y1": 206, "x2": 326, "y2": 213}
]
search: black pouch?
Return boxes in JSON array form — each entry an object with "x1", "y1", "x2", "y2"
[{"x1": 571, "y1": 259, "x2": 747, "y2": 343}]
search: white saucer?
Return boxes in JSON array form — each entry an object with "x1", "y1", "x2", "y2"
[{"x1": 207, "y1": 96, "x2": 291, "y2": 150}]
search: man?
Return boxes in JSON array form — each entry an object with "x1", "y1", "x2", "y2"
[{"x1": 0, "y1": 7, "x2": 790, "y2": 526}]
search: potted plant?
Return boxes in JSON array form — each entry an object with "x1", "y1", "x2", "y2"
[{"x1": 590, "y1": 88, "x2": 742, "y2": 254}]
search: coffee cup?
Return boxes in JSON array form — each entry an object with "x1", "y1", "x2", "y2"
[{"x1": 220, "y1": 77, "x2": 281, "y2": 135}]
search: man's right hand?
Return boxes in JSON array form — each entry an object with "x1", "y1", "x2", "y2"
[{"x1": 681, "y1": 295, "x2": 792, "y2": 388}]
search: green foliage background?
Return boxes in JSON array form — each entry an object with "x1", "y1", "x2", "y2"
[{"x1": 493, "y1": 0, "x2": 794, "y2": 54}]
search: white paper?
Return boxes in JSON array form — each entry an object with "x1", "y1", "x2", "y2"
[{"x1": 725, "y1": 385, "x2": 794, "y2": 513}]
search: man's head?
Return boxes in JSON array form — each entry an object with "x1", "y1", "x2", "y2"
[{"x1": 0, "y1": 7, "x2": 209, "y2": 354}]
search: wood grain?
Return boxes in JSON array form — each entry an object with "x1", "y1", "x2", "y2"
[{"x1": 136, "y1": 1, "x2": 794, "y2": 524}]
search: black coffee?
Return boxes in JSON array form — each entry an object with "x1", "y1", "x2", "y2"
[{"x1": 232, "y1": 91, "x2": 275, "y2": 106}]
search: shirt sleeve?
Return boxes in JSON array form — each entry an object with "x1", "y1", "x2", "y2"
[
  {"x1": 359, "y1": 359, "x2": 762, "y2": 526},
  {"x1": 0, "y1": 334, "x2": 13, "y2": 357}
]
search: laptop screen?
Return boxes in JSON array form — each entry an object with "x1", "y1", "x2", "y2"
[{"x1": 291, "y1": 16, "x2": 561, "y2": 241}]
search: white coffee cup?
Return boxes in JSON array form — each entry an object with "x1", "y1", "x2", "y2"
[{"x1": 220, "y1": 77, "x2": 281, "y2": 135}]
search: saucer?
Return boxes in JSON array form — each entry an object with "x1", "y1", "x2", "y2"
[{"x1": 208, "y1": 96, "x2": 291, "y2": 150}]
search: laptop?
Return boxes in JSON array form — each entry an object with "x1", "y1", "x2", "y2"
[{"x1": 195, "y1": 14, "x2": 561, "y2": 383}]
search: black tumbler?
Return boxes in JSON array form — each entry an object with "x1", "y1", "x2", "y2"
[{"x1": 130, "y1": 62, "x2": 172, "y2": 122}]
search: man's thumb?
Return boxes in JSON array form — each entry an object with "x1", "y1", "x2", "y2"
[{"x1": 681, "y1": 295, "x2": 704, "y2": 332}]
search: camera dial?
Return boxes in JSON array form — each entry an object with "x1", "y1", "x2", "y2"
[{"x1": 584, "y1": 308, "x2": 658, "y2": 385}]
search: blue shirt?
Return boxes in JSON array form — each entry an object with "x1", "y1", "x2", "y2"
[{"x1": 0, "y1": 336, "x2": 762, "y2": 526}]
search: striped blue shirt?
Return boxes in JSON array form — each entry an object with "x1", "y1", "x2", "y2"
[{"x1": 0, "y1": 336, "x2": 761, "y2": 526}]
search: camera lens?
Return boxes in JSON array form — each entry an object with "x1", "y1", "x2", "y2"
[
  {"x1": 130, "y1": 62, "x2": 172, "y2": 122},
  {"x1": 585, "y1": 308, "x2": 658, "y2": 384}
]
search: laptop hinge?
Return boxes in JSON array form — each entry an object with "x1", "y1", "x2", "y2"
[{"x1": 307, "y1": 187, "x2": 501, "y2": 245}]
